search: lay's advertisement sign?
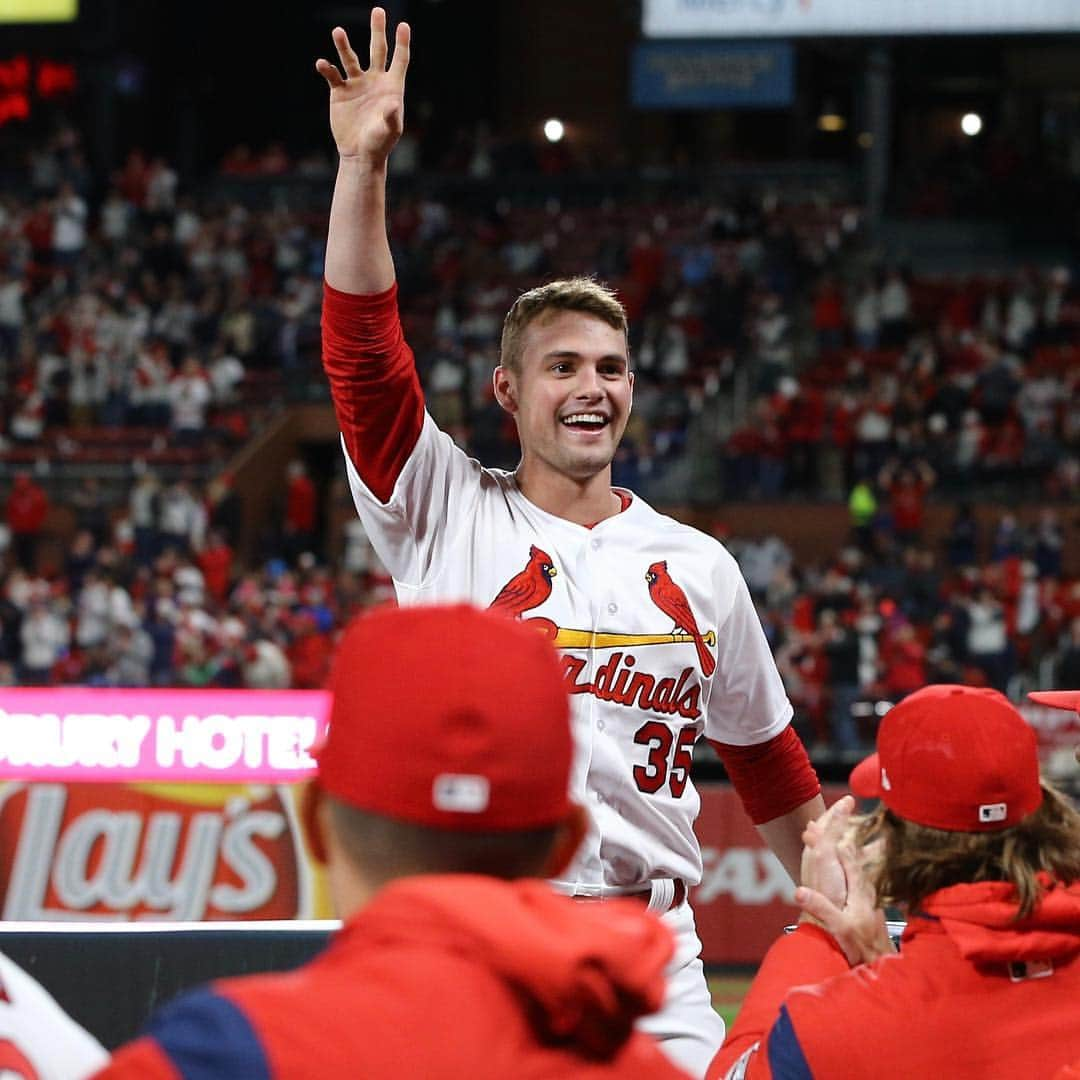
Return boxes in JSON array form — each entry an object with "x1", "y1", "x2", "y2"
[{"x1": 0, "y1": 688, "x2": 334, "y2": 922}]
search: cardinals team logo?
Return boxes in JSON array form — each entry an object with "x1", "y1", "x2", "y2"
[
  {"x1": 645, "y1": 561, "x2": 716, "y2": 676},
  {"x1": 488, "y1": 545, "x2": 556, "y2": 618},
  {"x1": 488, "y1": 549, "x2": 716, "y2": 676}
]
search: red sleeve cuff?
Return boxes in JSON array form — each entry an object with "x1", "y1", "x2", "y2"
[
  {"x1": 321, "y1": 280, "x2": 425, "y2": 503},
  {"x1": 710, "y1": 725, "x2": 820, "y2": 825}
]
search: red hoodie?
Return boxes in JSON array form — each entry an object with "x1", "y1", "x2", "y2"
[
  {"x1": 5, "y1": 476, "x2": 48, "y2": 535},
  {"x1": 96, "y1": 875, "x2": 691, "y2": 1079},
  {"x1": 709, "y1": 877, "x2": 1080, "y2": 1080}
]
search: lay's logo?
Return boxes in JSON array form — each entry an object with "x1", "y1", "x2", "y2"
[{"x1": 0, "y1": 781, "x2": 327, "y2": 921}]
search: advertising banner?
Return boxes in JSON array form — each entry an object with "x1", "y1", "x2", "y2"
[
  {"x1": 632, "y1": 41, "x2": 794, "y2": 109},
  {"x1": 690, "y1": 783, "x2": 846, "y2": 964},
  {"x1": 0, "y1": 780, "x2": 333, "y2": 922},
  {"x1": 643, "y1": 0, "x2": 1080, "y2": 39},
  {"x1": 0, "y1": 687, "x2": 330, "y2": 784}
]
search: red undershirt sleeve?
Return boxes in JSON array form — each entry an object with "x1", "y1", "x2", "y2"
[
  {"x1": 709, "y1": 725, "x2": 821, "y2": 825},
  {"x1": 321, "y1": 281, "x2": 425, "y2": 504}
]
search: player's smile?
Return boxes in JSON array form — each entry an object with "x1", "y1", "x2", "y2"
[{"x1": 559, "y1": 409, "x2": 611, "y2": 435}]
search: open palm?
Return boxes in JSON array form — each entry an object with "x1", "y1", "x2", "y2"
[{"x1": 315, "y1": 8, "x2": 411, "y2": 163}]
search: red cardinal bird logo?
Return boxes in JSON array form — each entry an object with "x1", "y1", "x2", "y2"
[
  {"x1": 489, "y1": 545, "x2": 557, "y2": 619},
  {"x1": 646, "y1": 560, "x2": 716, "y2": 676}
]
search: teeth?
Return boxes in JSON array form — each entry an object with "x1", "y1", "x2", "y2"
[{"x1": 562, "y1": 413, "x2": 607, "y2": 425}]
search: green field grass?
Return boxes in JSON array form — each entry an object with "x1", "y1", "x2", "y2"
[{"x1": 708, "y1": 974, "x2": 753, "y2": 1027}]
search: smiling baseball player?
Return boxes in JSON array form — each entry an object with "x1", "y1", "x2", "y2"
[{"x1": 316, "y1": 11, "x2": 823, "y2": 1076}]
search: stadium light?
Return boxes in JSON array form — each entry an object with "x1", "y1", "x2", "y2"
[
  {"x1": 961, "y1": 112, "x2": 983, "y2": 137},
  {"x1": 816, "y1": 101, "x2": 846, "y2": 132},
  {"x1": 543, "y1": 118, "x2": 565, "y2": 143}
]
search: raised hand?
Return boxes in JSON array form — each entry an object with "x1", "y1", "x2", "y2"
[
  {"x1": 315, "y1": 8, "x2": 411, "y2": 164},
  {"x1": 794, "y1": 796, "x2": 895, "y2": 967}
]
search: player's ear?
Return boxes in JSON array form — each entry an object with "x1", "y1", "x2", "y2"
[
  {"x1": 543, "y1": 803, "x2": 589, "y2": 878},
  {"x1": 300, "y1": 780, "x2": 330, "y2": 865},
  {"x1": 493, "y1": 366, "x2": 518, "y2": 414}
]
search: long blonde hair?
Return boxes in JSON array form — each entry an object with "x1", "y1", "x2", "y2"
[{"x1": 856, "y1": 782, "x2": 1080, "y2": 919}]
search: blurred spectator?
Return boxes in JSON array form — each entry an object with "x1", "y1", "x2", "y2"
[
  {"x1": 169, "y1": 355, "x2": 212, "y2": 445},
  {"x1": 877, "y1": 458, "x2": 936, "y2": 545},
  {"x1": 964, "y1": 586, "x2": 1012, "y2": 691},
  {"x1": 158, "y1": 478, "x2": 205, "y2": 554},
  {"x1": 130, "y1": 471, "x2": 162, "y2": 564},
  {"x1": 197, "y1": 529, "x2": 234, "y2": 604},
  {"x1": 206, "y1": 472, "x2": 243, "y2": 548},
  {"x1": 5, "y1": 472, "x2": 48, "y2": 571},
  {"x1": 818, "y1": 608, "x2": 864, "y2": 751},
  {"x1": 0, "y1": 265, "x2": 25, "y2": 361},
  {"x1": 20, "y1": 597, "x2": 68, "y2": 683},
  {"x1": 52, "y1": 180, "x2": 87, "y2": 273},
  {"x1": 944, "y1": 502, "x2": 980, "y2": 569},
  {"x1": 1054, "y1": 617, "x2": 1080, "y2": 689},
  {"x1": 878, "y1": 270, "x2": 911, "y2": 347},
  {"x1": 851, "y1": 282, "x2": 881, "y2": 350},
  {"x1": 284, "y1": 459, "x2": 318, "y2": 559}
]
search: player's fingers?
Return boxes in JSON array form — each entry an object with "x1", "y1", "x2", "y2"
[
  {"x1": 837, "y1": 841, "x2": 874, "y2": 904},
  {"x1": 390, "y1": 22, "x2": 411, "y2": 80},
  {"x1": 315, "y1": 58, "x2": 345, "y2": 89},
  {"x1": 369, "y1": 7, "x2": 388, "y2": 71},
  {"x1": 794, "y1": 886, "x2": 842, "y2": 927},
  {"x1": 333, "y1": 26, "x2": 363, "y2": 79},
  {"x1": 821, "y1": 796, "x2": 855, "y2": 839}
]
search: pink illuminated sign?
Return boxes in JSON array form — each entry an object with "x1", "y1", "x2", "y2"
[{"x1": 0, "y1": 688, "x2": 330, "y2": 782}]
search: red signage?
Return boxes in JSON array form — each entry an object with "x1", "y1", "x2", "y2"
[
  {"x1": 690, "y1": 784, "x2": 848, "y2": 964},
  {"x1": 0, "y1": 54, "x2": 76, "y2": 126},
  {"x1": 0, "y1": 781, "x2": 328, "y2": 922}
]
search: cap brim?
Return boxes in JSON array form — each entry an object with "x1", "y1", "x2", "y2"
[
  {"x1": 1028, "y1": 690, "x2": 1080, "y2": 714},
  {"x1": 849, "y1": 752, "x2": 882, "y2": 798}
]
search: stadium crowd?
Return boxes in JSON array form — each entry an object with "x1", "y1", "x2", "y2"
[{"x1": 0, "y1": 127, "x2": 1076, "y2": 753}]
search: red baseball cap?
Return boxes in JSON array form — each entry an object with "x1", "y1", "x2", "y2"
[
  {"x1": 850, "y1": 684, "x2": 1043, "y2": 832},
  {"x1": 316, "y1": 604, "x2": 573, "y2": 832},
  {"x1": 1028, "y1": 689, "x2": 1080, "y2": 714}
]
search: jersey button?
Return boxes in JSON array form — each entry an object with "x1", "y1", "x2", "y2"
[
  {"x1": 590, "y1": 538, "x2": 601, "y2": 550},
  {"x1": 596, "y1": 792, "x2": 606, "y2": 804},
  {"x1": 597, "y1": 719, "x2": 605, "y2": 731},
  {"x1": 607, "y1": 602, "x2": 617, "y2": 614}
]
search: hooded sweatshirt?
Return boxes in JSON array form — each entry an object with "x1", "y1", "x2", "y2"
[
  {"x1": 710, "y1": 878, "x2": 1080, "y2": 1080},
  {"x1": 94, "y1": 875, "x2": 691, "y2": 1079}
]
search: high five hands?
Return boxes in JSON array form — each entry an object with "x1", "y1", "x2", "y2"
[
  {"x1": 794, "y1": 795, "x2": 896, "y2": 966},
  {"x1": 315, "y1": 8, "x2": 411, "y2": 164}
]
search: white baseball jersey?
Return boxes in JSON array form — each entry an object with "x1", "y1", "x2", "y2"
[
  {"x1": 342, "y1": 413, "x2": 792, "y2": 891},
  {"x1": 0, "y1": 951, "x2": 109, "y2": 1079}
]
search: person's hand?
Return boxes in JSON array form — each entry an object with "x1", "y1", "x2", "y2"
[
  {"x1": 795, "y1": 797, "x2": 895, "y2": 967},
  {"x1": 797, "y1": 795, "x2": 852, "y2": 914},
  {"x1": 315, "y1": 8, "x2": 411, "y2": 164}
]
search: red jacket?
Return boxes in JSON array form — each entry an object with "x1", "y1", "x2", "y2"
[
  {"x1": 6, "y1": 478, "x2": 48, "y2": 534},
  {"x1": 96, "y1": 875, "x2": 690, "y2": 1079},
  {"x1": 285, "y1": 474, "x2": 317, "y2": 533},
  {"x1": 709, "y1": 878, "x2": 1080, "y2": 1080}
]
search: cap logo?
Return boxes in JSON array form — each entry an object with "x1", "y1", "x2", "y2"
[
  {"x1": 432, "y1": 774, "x2": 491, "y2": 813},
  {"x1": 978, "y1": 802, "x2": 1007, "y2": 823},
  {"x1": 880, "y1": 767, "x2": 891, "y2": 791}
]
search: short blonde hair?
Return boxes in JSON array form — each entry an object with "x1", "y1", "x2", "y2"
[{"x1": 499, "y1": 277, "x2": 628, "y2": 374}]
